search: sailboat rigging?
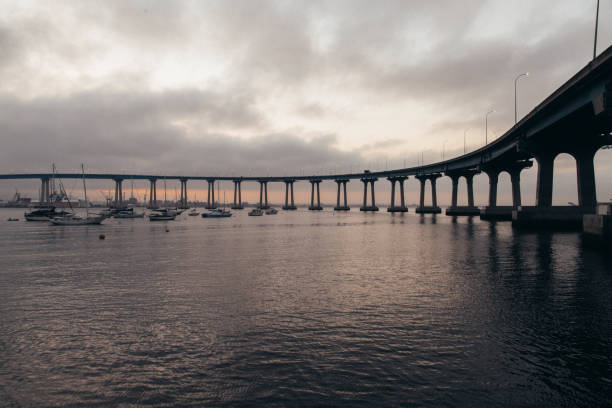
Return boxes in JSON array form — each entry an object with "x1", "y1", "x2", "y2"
[{"x1": 49, "y1": 164, "x2": 106, "y2": 225}]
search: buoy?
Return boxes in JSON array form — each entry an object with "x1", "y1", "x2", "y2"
[
  {"x1": 99, "y1": 233, "x2": 105, "y2": 240},
  {"x1": 165, "y1": 227, "x2": 169, "y2": 232}
]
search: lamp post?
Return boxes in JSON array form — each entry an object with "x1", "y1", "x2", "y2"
[
  {"x1": 515, "y1": 72, "x2": 529, "y2": 123},
  {"x1": 594, "y1": 0, "x2": 600, "y2": 60},
  {"x1": 464, "y1": 128, "x2": 470, "y2": 154},
  {"x1": 485, "y1": 109, "x2": 495, "y2": 145}
]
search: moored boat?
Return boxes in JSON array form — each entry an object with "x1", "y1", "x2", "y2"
[
  {"x1": 24, "y1": 206, "x2": 72, "y2": 221},
  {"x1": 148, "y1": 208, "x2": 177, "y2": 221},
  {"x1": 265, "y1": 208, "x2": 278, "y2": 215},
  {"x1": 202, "y1": 208, "x2": 232, "y2": 218},
  {"x1": 50, "y1": 214, "x2": 105, "y2": 225},
  {"x1": 113, "y1": 210, "x2": 145, "y2": 218},
  {"x1": 248, "y1": 208, "x2": 263, "y2": 216},
  {"x1": 49, "y1": 164, "x2": 106, "y2": 226}
]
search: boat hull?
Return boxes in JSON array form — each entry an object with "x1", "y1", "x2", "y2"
[
  {"x1": 50, "y1": 216, "x2": 105, "y2": 225},
  {"x1": 113, "y1": 213, "x2": 145, "y2": 218},
  {"x1": 148, "y1": 215, "x2": 176, "y2": 221},
  {"x1": 25, "y1": 215, "x2": 53, "y2": 221}
]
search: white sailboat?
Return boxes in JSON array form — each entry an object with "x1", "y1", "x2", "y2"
[
  {"x1": 50, "y1": 164, "x2": 106, "y2": 225},
  {"x1": 202, "y1": 184, "x2": 232, "y2": 217}
]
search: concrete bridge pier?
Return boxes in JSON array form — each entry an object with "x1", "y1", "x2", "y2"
[
  {"x1": 334, "y1": 179, "x2": 350, "y2": 211},
  {"x1": 148, "y1": 179, "x2": 157, "y2": 208},
  {"x1": 513, "y1": 145, "x2": 600, "y2": 229},
  {"x1": 387, "y1": 176, "x2": 408, "y2": 212},
  {"x1": 179, "y1": 179, "x2": 188, "y2": 209},
  {"x1": 415, "y1": 174, "x2": 442, "y2": 214},
  {"x1": 360, "y1": 178, "x2": 379, "y2": 211},
  {"x1": 231, "y1": 180, "x2": 243, "y2": 209},
  {"x1": 480, "y1": 160, "x2": 532, "y2": 221},
  {"x1": 308, "y1": 180, "x2": 323, "y2": 210},
  {"x1": 445, "y1": 170, "x2": 479, "y2": 215},
  {"x1": 282, "y1": 180, "x2": 297, "y2": 210},
  {"x1": 40, "y1": 177, "x2": 50, "y2": 204},
  {"x1": 258, "y1": 181, "x2": 270, "y2": 209},
  {"x1": 113, "y1": 178, "x2": 123, "y2": 207},
  {"x1": 206, "y1": 179, "x2": 217, "y2": 209}
]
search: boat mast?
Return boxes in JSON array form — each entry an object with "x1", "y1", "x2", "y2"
[
  {"x1": 51, "y1": 163, "x2": 56, "y2": 198},
  {"x1": 81, "y1": 164, "x2": 89, "y2": 217}
]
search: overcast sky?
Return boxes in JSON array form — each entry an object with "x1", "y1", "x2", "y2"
[{"x1": 1, "y1": 0, "x2": 611, "y2": 203}]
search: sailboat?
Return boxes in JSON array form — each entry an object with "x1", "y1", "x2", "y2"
[
  {"x1": 202, "y1": 184, "x2": 232, "y2": 218},
  {"x1": 25, "y1": 164, "x2": 73, "y2": 221},
  {"x1": 148, "y1": 177, "x2": 178, "y2": 221},
  {"x1": 50, "y1": 164, "x2": 106, "y2": 225}
]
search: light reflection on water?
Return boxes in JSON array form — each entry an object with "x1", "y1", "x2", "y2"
[{"x1": 0, "y1": 208, "x2": 611, "y2": 407}]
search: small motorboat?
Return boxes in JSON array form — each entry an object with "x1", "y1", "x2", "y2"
[
  {"x1": 188, "y1": 209, "x2": 200, "y2": 216},
  {"x1": 7, "y1": 217, "x2": 19, "y2": 221},
  {"x1": 202, "y1": 208, "x2": 232, "y2": 218},
  {"x1": 265, "y1": 208, "x2": 278, "y2": 215},
  {"x1": 148, "y1": 208, "x2": 177, "y2": 221},
  {"x1": 248, "y1": 208, "x2": 264, "y2": 216}
]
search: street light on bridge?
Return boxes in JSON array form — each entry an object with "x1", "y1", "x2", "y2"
[
  {"x1": 464, "y1": 128, "x2": 470, "y2": 154},
  {"x1": 485, "y1": 109, "x2": 495, "y2": 145},
  {"x1": 515, "y1": 72, "x2": 529, "y2": 124}
]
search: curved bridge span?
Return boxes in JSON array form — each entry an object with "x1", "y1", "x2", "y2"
[{"x1": 3, "y1": 46, "x2": 612, "y2": 227}]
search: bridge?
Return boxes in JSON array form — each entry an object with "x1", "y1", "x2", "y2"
[{"x1": 2, "y1": 46, "x2": 612, "y2": 230}]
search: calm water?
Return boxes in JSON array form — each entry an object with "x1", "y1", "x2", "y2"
[{"x1": 0, "y1": 207, "x2": 611, "y2": 407}]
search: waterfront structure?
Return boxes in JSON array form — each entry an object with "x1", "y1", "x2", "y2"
[
  {"x1": 334, "y1": 179, "x2": 350, "y2": 211},
  {"x1": 2, "y1": 46, "x2": 611, "y2": 231}
]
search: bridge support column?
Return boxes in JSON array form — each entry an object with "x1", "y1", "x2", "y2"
[
  {"x1": 231, "y1": 180, "x2": 243, "y2": 209},
  {"x1": 360, "y1": 178, "x2": 379, "y2": 211},
  {"x1": 535, "y1": 152, "x2": 555, "y2": 208},
  {"x1": 258, "y1": 181, "x2": 269, "y2": 209},
  {"x1": 415, "y1": 174, "x2": 441, "y2": 214},
  {"x1": 487, "y1": 171, "x2": 499, "y2": 208},
  {"x1": 513, "y1": 147, "x2": 596, "y2": 229},
  {"x1": 309, "y1": 180, "x2": 322, "y2": 210},
  {"x1": 334, "y1": 179, "x2": 350, "y2": 211},
  {"x1": 450, "y1": 176, "x2": 459, "y2": 207},
  {"x1": 479, "y1": 169, "x2": 506, "y2": 220},
  {"x1": 148, "y1": 179, "x2": 157, "y2": 208},
  {"x1": 481, "y1": 160, "x2": 532, "y2": 221},
  {"x1": 206, "y1": 179, "x2": 216, "y2": 209},
  {"x1": 510, "y1": 170, "x2": 522, "y2": 207},
  {"x1": 40, "y1": 178, "x2": 50, "y2": 204},
  {"x1": 445, "y1": 170, "x2": 480, "y2": 216},
  {"x1": 282, "y1": 180, "x2": 297, "y2": 210},
  {"x1": 574, "y1": 148, "x2": 598, "y2": 210},
  {"x1": 387, "y1": 176, "x2": 408, "y2": 212},
  {"x1": 467, "y1": 174, "x2": 475, "y2": 207},
  {"x1": 179, "y1": 179, "x2": 188, "y2": 209},
  {"x1": 114, "y1": 178, "x2": 123, "y2": 208}
]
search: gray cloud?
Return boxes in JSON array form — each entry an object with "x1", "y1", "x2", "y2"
[
  {"x1": 0, "y1": 0, "x2": 611, "y2": 204},
  {"x1": 0, "y1": 88, "x2": 362, "y2": 176}
]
